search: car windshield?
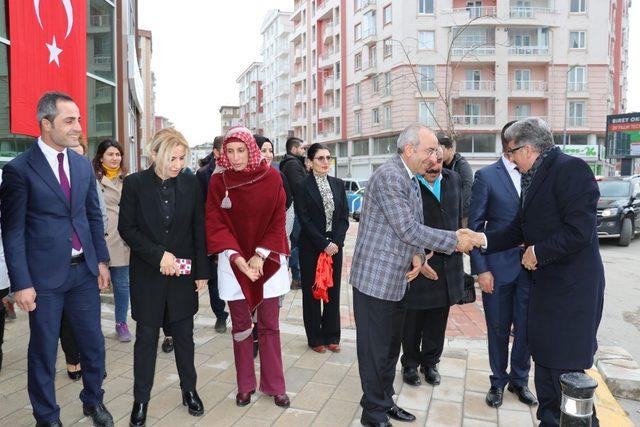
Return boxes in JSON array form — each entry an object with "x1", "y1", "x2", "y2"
[
  {"x1": 358, "y1": 180, "x2": 368, "y2": 188},
  {"x1": 598, "y1": 181, "x2": 631, "y2": 198}
]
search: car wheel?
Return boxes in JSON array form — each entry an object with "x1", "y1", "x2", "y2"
[{"x1": 618, "y1": 217, "x2": 633, "y2": 246}]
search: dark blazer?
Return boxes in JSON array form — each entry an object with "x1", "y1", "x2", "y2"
[
  {"x1": 0, "y1": 142, "x2": 109, "y2": 292},
  {"x1": 280, "y1": 153, "x2": 307, "y2": 192},
  {"x1": 118, "y1": 168, "x2": 209, "y2": 326},
  {"x1": 294, "y1": 173, "x2": 349, "y2": 252},
  {"x1": 407, "y1": 169, "x2": 464, "y2": 310},
  {"x1": 469, "y1": 159, "x2": 523, "y2": 285},
  {"x1": 485, "y1": 148, "x2": 605, "y2": 370},
  {"x1": 196, "y1": 159, "x2": 215, "y2": 202},
  {"x1": 445, "y1": 152, "x2": 474, "y2": 218}
]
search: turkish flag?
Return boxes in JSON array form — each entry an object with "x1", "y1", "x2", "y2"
[{"x1": 9, "y1": 0, "x2": 87, "y2": 137}]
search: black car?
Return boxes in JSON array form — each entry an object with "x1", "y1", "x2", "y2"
[{"x1": 596, "y1": 176, "x2": 640, "y2": 246}]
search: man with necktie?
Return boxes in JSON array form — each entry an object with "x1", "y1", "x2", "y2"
[{"x1": 0, "y1": 92, "x2": 113, "y2": 427}]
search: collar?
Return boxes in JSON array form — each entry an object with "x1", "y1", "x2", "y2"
[
  {"x1": 417, "y1": 173, "x2": 442, "y2": 189},
  {"x1": 399, "y1": 156, "x2": 414, "y2": 180},
  {"x1": 501, "y1": 155, "x2": 518, "y2": 173},
  {"x1": 37, "y1": 137, "x2": 67, "y2": 158}
]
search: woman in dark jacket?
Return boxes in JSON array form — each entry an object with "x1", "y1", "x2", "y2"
[
  {"x1": 118, "y1": 128, "x2": 209, "y2": 426},
  {"x1": 294, "y1": 143, "x2": 349, "y2": 353}
]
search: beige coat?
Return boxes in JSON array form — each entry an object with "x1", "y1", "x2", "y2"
[{"x1": 100, "y1": 175, "x2": 130, "y2": 266}]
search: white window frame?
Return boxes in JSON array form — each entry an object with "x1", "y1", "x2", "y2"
[
  {"x1": 355, "y1": 111, "x2": 362, "y2": 133},
  {"x1": 418, "y1": 0, "x2": 434, "y2": 15},
  {"x1": 355, "y1": 82, "x2": 361, "y2": 104},
  {"x1": 419, "y1": 65, "x2": 435, "y2": 91},
  {"x1": 570, "y1": 0, "x2": 586, "y2": 13},
  {"x1": 383, "y1": 4, "x2": 392, "y2": 25},
  {"x1": 383, "y1": 105, "x2": 392, "y2": 128},
  {"x1": 419, "y1": 101, "x2": 436, "y2": 126},
  {"x1": 418, "y1": 31, "x2": 435, "y2": 50},
  {"x1": 384, "y1": 71, "x2": 392, "y2": 96},
  {"x1": 568, "y1": 66, "x2": 587, "y2": 91},
  {"x1": 372, "y1": 108, "x2": 380, "y2": 125},
  {"x1": 383, "y1": 37, "x2": 393, "y2": 58},
  {"x1": 569, "y1": 31, "x2": 586, "y2": 49},
  {"x1": 355, "y1": 52, "x2": 362, "y2": 71},
  {"x1": 568, "y1": 101, "x2": 586, "y2": 126}
]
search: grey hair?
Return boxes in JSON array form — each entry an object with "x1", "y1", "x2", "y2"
[
  {"x1": 37, "y1": 92, "x2": 74, "y2": 127},
  {"x1": 503, "y1": 117, "x2": 554, "y2": 153},
  {"x1": 397, "y1": 124, "x2": 432, "y2": 154}
]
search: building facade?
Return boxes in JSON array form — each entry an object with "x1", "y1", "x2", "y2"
[
  {"x1": 188, "y1": 141, "x2": 213, "y2": 171},
  {"x1": 0, "y1": 0, "x2": 151, "y2": 171},
  {"x1": 138, "y1": 29, "x2": 155, "y2": 168},
  {"x1": 236, "y1": 62, "x2": 264, "y2": 135},
  {"x1": 219, "y1": 105, "x2": 241, "y2": 135},
  {"x1": 260, "y1": 10, "x2": 293, "y2": 155}
]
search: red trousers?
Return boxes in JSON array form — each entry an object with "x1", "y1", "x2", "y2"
[{"x1": 228, "y1": 297, "x2": 286, "y2": 395}]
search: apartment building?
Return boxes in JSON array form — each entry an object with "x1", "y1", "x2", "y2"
[
  {"x1": 261, "y1": 10, "x2": 294, "y2": 155},
  {"x1": 237, "y1": 62, "x2": 264, "y2": 135},
  {"x1": 336, "y1": 0, "x2": 630, "y2": 178},
  {"x1": 219, "y1": 105, "x2": 241, "y2": 135}
]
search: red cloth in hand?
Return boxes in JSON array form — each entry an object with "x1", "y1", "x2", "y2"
[{"x1": 313, "y1": 252, "x2": 334, "y2": 303}]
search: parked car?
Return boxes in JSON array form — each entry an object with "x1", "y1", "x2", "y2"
[
  {"x1": 349, "y1": 188, "x2": 365, "y2": 221},
  {"x1": 596, "y1": 176, "x2": 640, "y2": 246},
  {"x1": 343, "y1": 179, "x2": 368, "y2": 195}
]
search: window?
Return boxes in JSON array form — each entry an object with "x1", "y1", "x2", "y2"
[
  {"x1": 355, "y1": 83, "x2": 361, "y2": 104},
  {"x1": 355, "y1": 52, "x2": 362, "y2": 71},
  {"x1": 514, "y1": 69, "x2": 532, "y2": 90},
  {"x1": 419, "y1": 0, "x2": 434, "y2": 14},
  {"x1": 570, "y1": 0, "x2": 586, "y2": 13},
  {"x1": 354, "y1": 23, "x2": 362, "y2": 41},
  {"x1": 363, "y1": 11, "x2": 376, "y2": 37},
  {"x1": 418, "y1": 31, "x2": 435, "y2": 50},
  {"x1": 419, "y1": 65, "x2": 435, "y2": 91},
  {"x1": 456, "y1": 134, "x2": 496, "y2": 153},
  {"x1": 570, "y1": 31, "x2": 586, "y2": 49},
  {"x1": 384, "y1": 72, "x2": 392, "y2": 96},
  {"x1": 338, "y1": 141, "x2": 348, "y2": 157},
  {"x1": 353, "y1": 139, "x2": 369, "y2": 156},
  {"x1": 88, "y1": 0, "x2": 116, "y2": 81},
  {"x1": 383, "y1": 105, "x2": 392, "y2": 128},
  {"x1": 514, "y1": 104, "x2": 531, "y2": 119},
  {"x1": 568, "y1": 101, "x2": 586, "y2": 126},
  {"x1": 372, "y1": 75, "x2": 379, "y2": 93},
  {"x1": 372, "y1": 108, "x2": 380, "y2": 125},
  {"x1": 368, "y1": 45, "x2": 377, "y2": 67},
  {"x1": 373, "y1": 135, "x2": 396, "y2": 154},
  {"x1": 354, "y1": 0, "x2": 362, "y2": 12},
  {"x1": 355, "y1": 112, "x2": 362, "y2": 133},
  {"x1": 419, "y1": 101, "x2": 436, "y2": 126},
  {"x1": 383, "y1": 37, "x2": 393, "y2": 58},
  {"x1": 383, "y1": 4, "x2": 392, "y2": 25},
  {"x1": 568, "y1": 66, "x2": 587, "y2": 91}
]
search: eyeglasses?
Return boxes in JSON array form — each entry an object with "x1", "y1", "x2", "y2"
[
  {"x1": 507, "y1": 145, "x2": 526, "y2": 155},
  {"x1": 314, "y1": 155, "x2": 332, "y2": 162}
]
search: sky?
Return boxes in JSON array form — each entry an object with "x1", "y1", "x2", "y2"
[{"x1": 139, "y1": 1, "x2": 640, "y2": 147}]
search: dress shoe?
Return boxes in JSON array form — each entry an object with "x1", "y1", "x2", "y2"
[
  {"x1": 67, "y1": 365, "x2": 82, "y2": 381},
  {"x1": 311, "y1": 345, "x2": 326, "y2": 353},
  {"x1": 291, "y1": 279, "x2": 302, "y2": 289},
  {"x1": 485, "y1": 386, "x2": 504, "y2": 408},
  {"x1": 423, "y1": 366, "x2": 441, "y2": 386},
  {"x1": 129, "y1": 401, "x2": 147, "y2": 427},
  {"x1": 82, "y1": 403, "x2": 114, "y2": 427},
  {"x1": 273, "y1": 393, "x2": 290, "y2": 408},
  {"x1": 360, "y1": 421, "x2": 392, "y2": 427},
  {"x1": 35, "y1": 421, "x2": 63, "y2": 427},
  {"x1": 327, "y1": 344, "x2": 341, "y2": 353},
  {"x1": 214, "y1": 317, "x2": 227, "y2": 333},
  {"x1": 161, "y1": 337, "x2": 174, "y2": 353},
  {"x1": 387, "y1": 404, "x2": 416, "y2": 422},
  {"x1": 401, "y1": 367, "x2": 421, "y2": 386},
  {"x1": 235, "y1": 390, "x2": 255, "y2": 407},
  {"x1": 182, "y1": 390, "x2": 204, "y2": 416},
  {"x1": 508, "y1": 385, "x2": 538, "y2": 406}
]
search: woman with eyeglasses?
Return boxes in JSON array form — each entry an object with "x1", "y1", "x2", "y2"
[{"x1": 293, "y1": 143, "x2": 349, "y2": 353}]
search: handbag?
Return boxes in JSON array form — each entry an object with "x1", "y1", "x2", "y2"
[{"x1": 457, "y1": 273, "x2": 476, "y2": 305}]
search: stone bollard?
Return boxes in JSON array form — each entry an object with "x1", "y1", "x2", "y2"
[{"x1": 560, "y1": 372, "x2": 598, "y2": 427}]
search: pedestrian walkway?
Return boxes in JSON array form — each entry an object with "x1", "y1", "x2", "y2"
[{"x1": 0, "y1": 220, "x2": 631, "y2": 426}]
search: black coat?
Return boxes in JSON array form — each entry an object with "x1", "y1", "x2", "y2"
[
  {"x1": 294, "y1": 174, "x2": 350, "y2": 252},
  {"x1": 118, "y1": 168, "x2": 209, "y2": 327},
  {"x1": 445, "y1": 152, "x2": 473, "y2": 218},
  {"x1": 485, "y1": 148, "x2": 605, "y2": 370},
  {"x1": 407, "y1": 169, "x2": 464, "y2": 310},
  {"x1": 280, "y1": 154, "x2": 307, "y2": 192}
]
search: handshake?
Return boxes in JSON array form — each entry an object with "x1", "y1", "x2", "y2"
[{"x1": 455, "y1": 229, "x2": 486, "y2": 254}]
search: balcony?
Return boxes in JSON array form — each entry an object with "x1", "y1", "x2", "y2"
[
  {"x1": 294, "y1": 92, "x2": 305, "y2": 105},
  {"x1": 363, "y1": 63, "x2": 377, "y2": 77},
  {"x1": 291, "y1": 69, "x2": 306, "y2": 83},
  {"x1": 452, "y1": 115, "x2": 496, "y2": 127},
  {"x1": 509, "y1": 7, "x2": 553, "y2": 18},
  {"x1": 361, "y1": 27, "x2": 377, "y2": 45},
  {"x1": 318, "y1": 49, "x2": 337, "y2": 68},
  {"x1": 451, "y1": 45, "x2": 496, "y2": 57},
  {"x1": 450, "y1": 6, "x2": 497, "y2": 20},
  {"x1": 361, "y1": 0, "x2": 376, "y2": 13},
  {"x1": 455, "y1": 80, "x2": 496, "y2": 97},
  {"x1": 319, "y1": 105, "x2": 338, "y2": 119},
  {"x1": 508, "y1": 80, "x2": 548, "y2": 97},
  {"x1": 323, "y1": 78, "x2": 335, "y2": 92},
  {"x1": 323, "y1": 25, "x2": 334, "y2": 43},
  {"x1": 508, "y1": 46, "x2": 549, "y2": 56},
  {"x1": 89, "y1": 14, "x2": 111, "y2": 29},
  {"x1": 291, "y1": 115, "x2": 307, "y2": 127},
  {"x1": 317, "y1": 129, "x2": 339, "y2": 142},
  {"x1": 510, "y1": 115, "x2": 548, "y2": 122}
]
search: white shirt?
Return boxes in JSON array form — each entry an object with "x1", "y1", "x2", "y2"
[
  {"x1": 399, "y1": 155, "x2": 414, "y2": 180},
  {"x1": 217, "y1": 250, "x2": 290, "y2": 301},
  {"x1": 501, "y1": 155, "x2": 522, "y2": 197},
  {"x1": 37, "y1": 138, "x2": 82, "y2": 256}
]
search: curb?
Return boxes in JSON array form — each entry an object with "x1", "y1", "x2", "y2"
[
  {"x1": 595, "y1": 346, "x2": 640, "y2": 401},
  {"x1": 588, "y1": 368, "x2": 635, "y2": 427}
]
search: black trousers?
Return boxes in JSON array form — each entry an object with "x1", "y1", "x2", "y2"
[
  {"x1": 353, "y1": 287, "x2": 406, "y2": 424},
  {"x1": 133, "y1": 312, "x2": 197, "y2": 403},
  {"x1": 401, "y1": 306, "x2": 450, "y2": 370},
  {"x1": 0, "y1": 288, "x2": 8, "y2": 362},
  {"x1": 59, "y1": 311, "x2": 80, "y2": 365},
  {"x1": 300, "y1": 247, "x2": 342, "y2": 347},
  {"x1": 534, "y1": 363, "x2": 599, "y2": 427}
]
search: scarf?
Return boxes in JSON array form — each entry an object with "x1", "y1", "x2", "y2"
[
  {"x1": 206, "y1": 162, "x2": 289, "y2": 310},
  {"x1": 216, "y1": 127, "x2": 264, "y2": 172},
  {"x1": 521, "y1": 145, "x2": 558, "y2": 205},
  {"x1": 102, "y1": 163, "x2": 121, "y2": 180}
]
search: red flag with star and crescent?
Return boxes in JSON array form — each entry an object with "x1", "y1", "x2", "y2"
[{"x1": 9, "y1": 0, "x2": 87, "y2": 137}]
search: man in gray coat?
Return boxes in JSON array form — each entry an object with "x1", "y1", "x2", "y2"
[{"x1": 350, "y1": 124, "x2": 485, "y2": 426}]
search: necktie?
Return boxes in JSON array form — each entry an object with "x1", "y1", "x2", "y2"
[{"x1": 57, "y1": 153, "x2": 82, "y2": 251}]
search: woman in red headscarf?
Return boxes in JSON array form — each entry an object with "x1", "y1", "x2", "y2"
[{"x1": 206, "y1": 127, "x2": 291, "y2": 408}]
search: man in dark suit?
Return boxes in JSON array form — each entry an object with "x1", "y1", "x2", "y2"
[
  {"x1": 481, "y1": 117, "x2": 604, "y2": 427},
  {"x1": 469, "y1": 121, "x2": 537, "y2": 409},
  {"x1": 401, "y1": 147, "x2": 465, "y2": 388},
  {"x1": 0, "y1": 92, "x2": 113, "y2": 426},
  {"x1": 195, "y1": 135, "x2": 228, "y2": 333}
]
